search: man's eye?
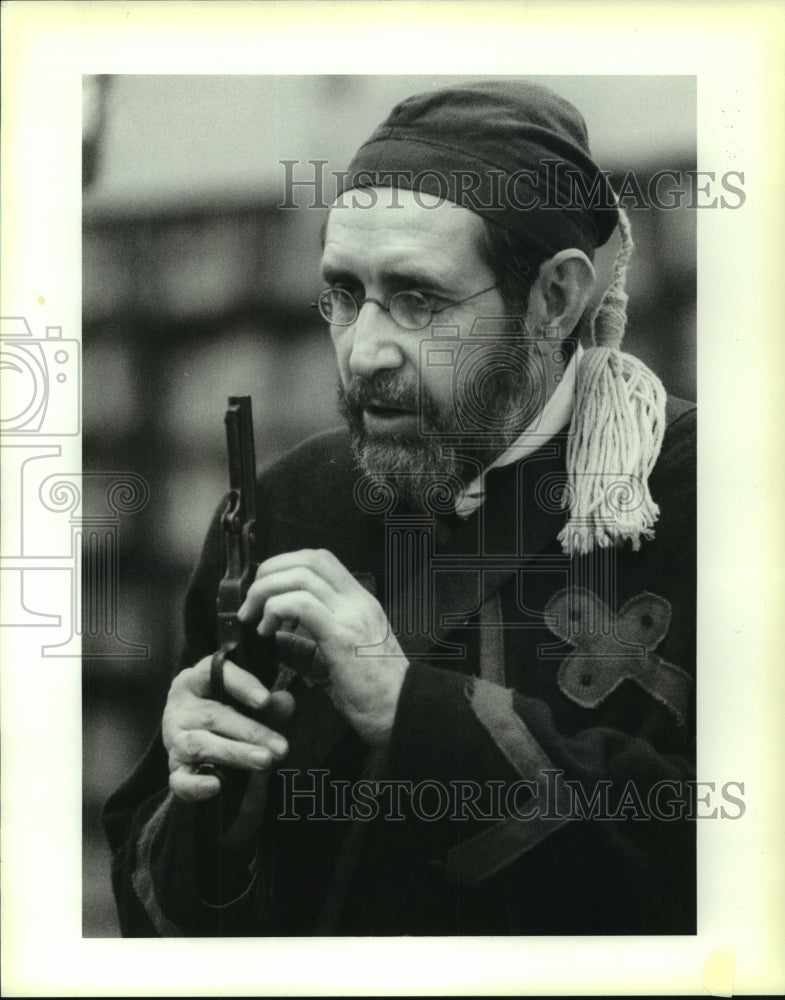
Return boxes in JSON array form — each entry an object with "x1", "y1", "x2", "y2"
[{"x1": 408, "y1": 290, "x2": 447, "y2": 309}]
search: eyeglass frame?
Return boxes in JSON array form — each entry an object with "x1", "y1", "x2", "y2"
[{"x1": 310, "y1": 282, "x2": 501, "y2": 332}]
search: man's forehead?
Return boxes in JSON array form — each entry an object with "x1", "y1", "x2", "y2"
[
  {"x1": 325, "y1": 187, "x2": 485, "y2": 237},
  {"x1": 321, "y1": 187, "x2": 486, "y2": 275},
  {"x1": 330, "y1": 186, "x2": 447, "y2": 212}
]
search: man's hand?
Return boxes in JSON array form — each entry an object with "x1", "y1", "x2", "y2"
[
  {"x1": 163, "y1": 656, "x2": 294, "y2": 802},
  {"x1": 238, "y1": 549, "x2": 409, "y2": 747}
]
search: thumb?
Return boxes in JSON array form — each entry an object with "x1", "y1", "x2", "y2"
[
  {"x1": 275, "y1": 632, "x2": 330, "y2": 683},
  {"x1": 260, "y1": 688, "x2": 297, "y2": 735}
]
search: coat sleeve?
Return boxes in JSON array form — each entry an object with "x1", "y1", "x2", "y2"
[
  {"x1": 101, "y1": 431, "x2": 356, "y2": 937},
  {"x1": 102, "y1": 499, "x2": 275, "y2": 936}
]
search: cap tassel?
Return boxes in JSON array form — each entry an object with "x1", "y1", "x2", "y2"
[{"x1": 557, "y1": 209, "x2": 667, "y2": 557}]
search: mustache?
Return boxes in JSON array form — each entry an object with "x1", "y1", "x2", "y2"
[{"x1": 341, "y1": 372, "x2": 421, "y2": 413}]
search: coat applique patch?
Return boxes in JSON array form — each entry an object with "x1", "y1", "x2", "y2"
[{"x1": 543, "y1": 588, "x2": 692, "y2": 724}]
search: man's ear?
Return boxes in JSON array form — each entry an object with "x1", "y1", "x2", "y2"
[{"x1": 527, "y1": 249, "x2": 596, "y2": 338}]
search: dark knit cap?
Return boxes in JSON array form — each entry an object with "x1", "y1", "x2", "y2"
[{"x1": 339, "y1": 79, "x2": 619, "y2": 256}]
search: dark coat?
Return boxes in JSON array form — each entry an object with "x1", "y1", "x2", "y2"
[{"x1": 103, "y1": 398, "x2": 697, "y2": 936}]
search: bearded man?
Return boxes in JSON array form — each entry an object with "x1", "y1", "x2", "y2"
[{"x1": 104, "y1": 80, "x2": 696, "y2": 936}]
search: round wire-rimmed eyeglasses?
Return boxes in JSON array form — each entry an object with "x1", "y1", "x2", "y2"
[{"x1": 310, "y1": 283, "x2": 501, "y2": 331}]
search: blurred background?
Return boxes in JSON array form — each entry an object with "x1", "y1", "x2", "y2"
[{"x1": 82, "y1": 75, "x2": 696, "y2": 935}]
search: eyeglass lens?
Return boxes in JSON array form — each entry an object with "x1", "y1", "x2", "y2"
[{"x1": 318, "y1": 288, "x2": 433, "y2": 330}]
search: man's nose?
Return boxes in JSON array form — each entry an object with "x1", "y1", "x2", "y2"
[{"x1": 347, "y1": 301, "x2": 405, "y2": 377}]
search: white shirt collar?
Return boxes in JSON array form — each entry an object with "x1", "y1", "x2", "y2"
[{"x1": 453, "y1": 344, "x2": 583, "y2": 519}]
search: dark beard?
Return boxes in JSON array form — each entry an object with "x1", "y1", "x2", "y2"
[{"x1": 337, "y1": 346, "x2": 542, "y2": 507}]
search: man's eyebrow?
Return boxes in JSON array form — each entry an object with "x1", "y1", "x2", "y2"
[
  {"x1": 320, "y1": 263, "x2": 356, "y2": 284},
  {"x1": 382, "y1": 268, "x2": 451, "y2": 291},
  {"x1": 320, "y1": 261, "x2": 452, "y2": 292}
]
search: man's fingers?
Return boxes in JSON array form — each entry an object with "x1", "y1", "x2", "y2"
[
  {"x1": 183, "y1": 698, "x2": 290, "y2": 755},
  {"x1": 221, "y1": 657, "x2": 279, "y2": 712},
  {"x1": 256, "y1": 590, "x2": 331, "y2": 639},
  {"x1": 173, "y1": 728, "x2": 282, "y2": 773},
  {"x1": 239, "y1": 564, "x2": 337, "y2": 624},
  {"x1": 180, "y1": 655, "x2": 271, "y2": 712},
  {"x1": 169, "y1": 768, "x2": 222, "y2": 803},
  {"x1": 254, "y1": 549, "x2": 355, "y2": 591}
]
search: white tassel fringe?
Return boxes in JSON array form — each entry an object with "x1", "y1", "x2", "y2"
[
  {"x1": 557, "y1": 346, "x2": 666, "y2": 556},
  {"x1": 557, "y1": 207, "x2": 668, "y2": 556}
]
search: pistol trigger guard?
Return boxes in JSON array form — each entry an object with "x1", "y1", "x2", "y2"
[{"x1": 221, "y1": 489, "x2": 240, "y2": 533}]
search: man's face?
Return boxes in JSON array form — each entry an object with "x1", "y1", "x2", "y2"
[{"x1": 321, "y1": 187, "x2": 541, "y2": 500}]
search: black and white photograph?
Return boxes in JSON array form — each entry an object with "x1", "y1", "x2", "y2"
[
  {"x1": 2, "y1": 2, "x2": 784, "y2": 996},
  {"x1": 86, "y1": 73, "x2": 700, "y2": 940}
]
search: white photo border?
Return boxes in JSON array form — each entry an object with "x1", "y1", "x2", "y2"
[{"x1": 2, "y1": 1, "x2": 784, "y2": 996}]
